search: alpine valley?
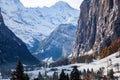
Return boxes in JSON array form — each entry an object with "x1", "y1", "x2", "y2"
[
  {"x1": 0, "y1": 0, "x2": 120, "y2": 80},
  {"x1": 0, "y1": 0, "x2": 79, "y2": 61}
]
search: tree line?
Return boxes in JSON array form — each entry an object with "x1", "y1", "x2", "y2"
[{"x1": 9, "y1": 61, "x2": 119, "y2": 80}]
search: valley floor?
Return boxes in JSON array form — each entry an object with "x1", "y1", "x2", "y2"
[
  {"x1": 27, "y1": 52, "x2": 120, "y2": 80},
  {"x1": 2, "y1": 52, "x2": 120, "y2": 80}
]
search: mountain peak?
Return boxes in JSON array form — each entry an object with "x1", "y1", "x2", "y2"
[
  {"x1": 51, "y1": 1, "x2": 72, "y2": 9},
  {"x1": 55, "y1": 1, "x2": 69, "y2": 5}
]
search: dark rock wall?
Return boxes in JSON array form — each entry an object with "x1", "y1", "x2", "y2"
[{"x1": 73, "y1": 0, "x2": 120, "y2": 56}]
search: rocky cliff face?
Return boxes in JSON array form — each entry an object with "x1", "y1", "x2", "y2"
[
  {"x1": 0, "y1": 9, "x2": 39, "y2": 68},
  {"x1": 73, "y1": 0, "x2": 120, "y2": 56}
]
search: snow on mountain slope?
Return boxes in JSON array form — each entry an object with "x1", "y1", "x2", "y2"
[
  {"x1": 0, "y1": 9, "x2": 39, "y2": 69},
  {"x1": 26, "y1": 52, "x2": 120, "y2": 79},
  {"x1": 0, "y1": 0, "x2": 79, "y2": 52},
  {"x1": 35, "y1": 24, "x2": 77, "y2": 61}
]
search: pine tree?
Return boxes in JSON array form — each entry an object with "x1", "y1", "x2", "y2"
[
  {"x1": 87, "y1": 69, "x2": 90, "y2": 74},
  {"x1": 16, "y1": 61, "x2": 24, "y2": 80},
  {"x1": 11, "y1": 71, "x2": 17, "y2": 80},
  {"x1": 53, "y1": 72, "x2": 58, "y2": 80},
  {"x1": 70, "y1": 66, "x2": 80, "y2": 80},
  {"x1": 34, "y1": 78, "x2": 39, "y2": 80},
  {"x1": 86, "y1": 68, "x2": 90, "y2": 79},
  {"x1": 96, "y1": 70, "x2": 101, "y2": 80},
  {"x1": 24, "y1": 74, "x2": 29, "y2": 80},
  {"x1": 37, "y1": 72, "x2": 44, "y2": 80},
  {"x1": 59, "y1": 69, "x2": 66, "y2": 80},
  {"x1": 66, "y1": 74, "x2": 70, "y2": 80},
  {"x1": 11, "y1": 61, "x2": 29, "y2": 80},
  {"x1": 90, "y1": 68, "x2": 95, "y2": 80},
  {"x1": 83, "y1": 69, "x2": 86, "y2": 74},
  {"x1": 107, "y1": 69, "x2": 114, "y2": 79},
  {"x1": 96, "y1": 68, "x2": 103, "y2": 80}
]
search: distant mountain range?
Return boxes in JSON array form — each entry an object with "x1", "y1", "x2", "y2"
[{"x1": 0, "y1": 0, "x2": 79, "y2": 53}]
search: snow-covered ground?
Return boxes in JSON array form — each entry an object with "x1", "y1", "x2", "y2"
[
  {"x1": 2, "y1": 52, "x2": 120, "y2": 80},
  {"x1": 27, "y1": 52, "x2": 120, "y2": 80}
]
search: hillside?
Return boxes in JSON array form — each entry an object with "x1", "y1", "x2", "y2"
[{"x1": 0, "y1": 9, "x2": 39, "y2": 70}]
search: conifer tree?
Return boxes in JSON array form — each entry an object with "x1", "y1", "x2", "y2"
[
  {"x1": 11, "y1": 71, "x2": 17, "y2": 80},
  {"x1": 87, "y1": 68, "x2": 90, "y2": 74},
  {"x1": 59, "y1": 69, "x2": 66, "y2": 80},
  {"x1": 15, "y1": 61, "x2": 24, "y2": 80},
  {"x1": 107, "y1": 69, "x2": 114, "y2": 79},
  {"x1": 66, "y1": 74, "x2": 70, "y2": 80},
  {"x1": 83, "y1": 69, "x2": 86, "y2": 74},
  {"x1": 37, "y1": 72, "x2": 44, "y2": 80},
  {"x1": 53, "y1": 72, "x2": 58, "y2": 80},
  {"x1": 11, "y1": 61, "x2": 29, "y2": 80},
  {"x1": 24, "y1": 74, "x2": 29, "y2": 80},
  {"x1": 90, "y1": 68, "x2": 95, "y2": 79},
  {"x1": 70, "y1": 66, "x2": 80, "y2": 80}
]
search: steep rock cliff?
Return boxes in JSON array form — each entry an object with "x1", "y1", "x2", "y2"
[{"x1": 73, "y1": 0, "x2": 120, "y2": 56}]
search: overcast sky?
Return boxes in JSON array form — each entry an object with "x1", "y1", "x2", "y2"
[{"x1": 20, "y1": 0, "x2": 83, "y2": 10}]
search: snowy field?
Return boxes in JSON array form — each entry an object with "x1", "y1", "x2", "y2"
[
  {"x1": 2, "y1": 52, "x2": 120, "y2": 80},
  {"x1": 26, "y1": 52, "x2": 120, "y2": 80}
]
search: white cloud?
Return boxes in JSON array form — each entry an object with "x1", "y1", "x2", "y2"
[{"x1": 20, "y1": 0, "x2": 83, "y2": 9}]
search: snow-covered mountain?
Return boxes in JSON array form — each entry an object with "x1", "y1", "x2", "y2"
[
  {"x1": 0, "y1": 0, "x2": 79, "y2": 52},
  {"x1": 0, "y1": 8, "x2": 39, "y2": 69},
  {"x1": 35, "y1": 24, "x2": 77, "y2": 61}
]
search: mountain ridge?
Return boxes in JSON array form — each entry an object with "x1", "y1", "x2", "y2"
[
  {"x1": 0, "y1": 9, "x2": 40, "y2": 69},
  {"x1": 35, "y1": 24, "x2": 77, "y2": 61},
  {"x1": 0, "y1": 0, "x2": 79, "y2": 53}
]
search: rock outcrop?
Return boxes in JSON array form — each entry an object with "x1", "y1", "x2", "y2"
[{"x1": 73, "y1": 0, "x2": 120, "y2": 56}]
